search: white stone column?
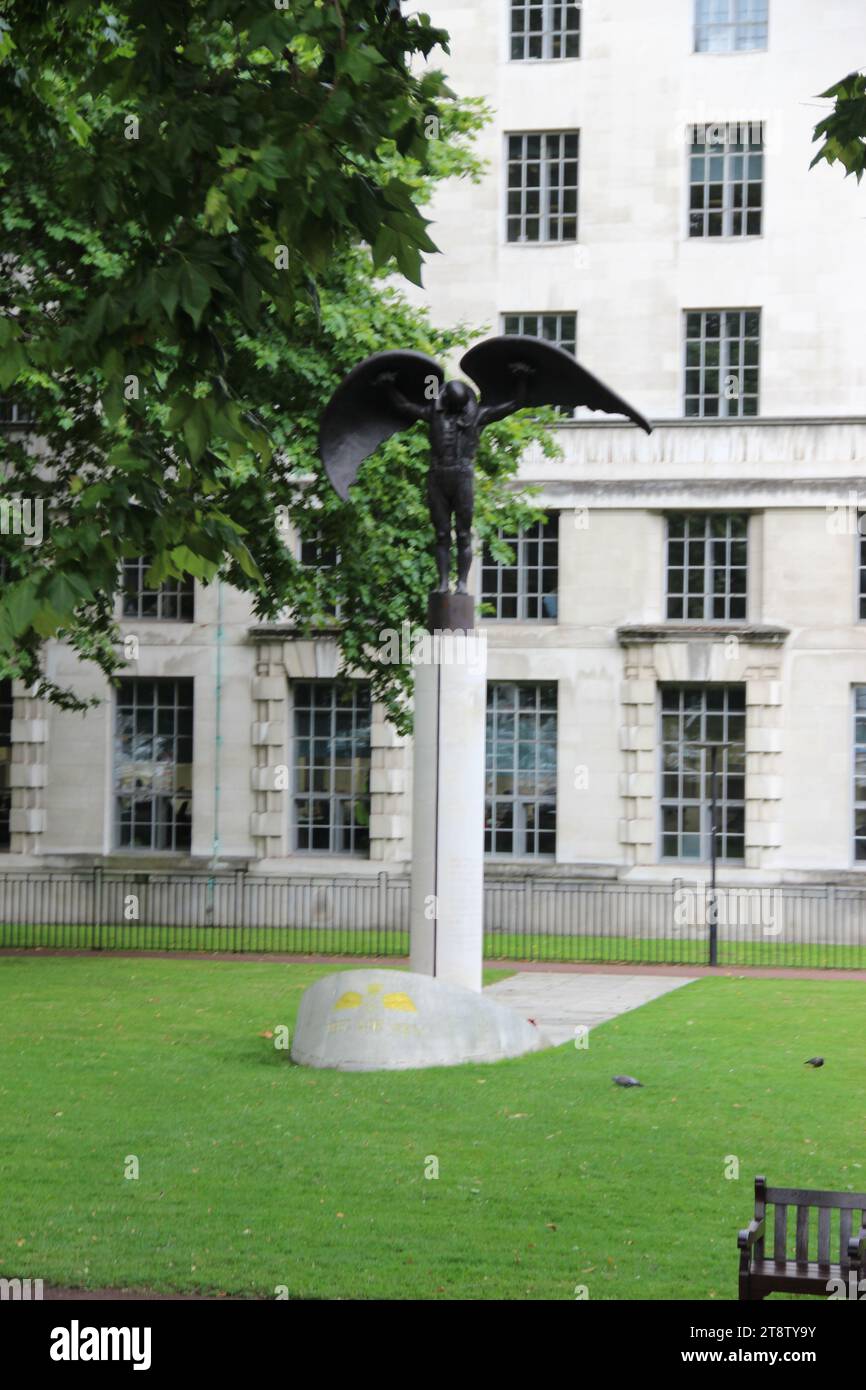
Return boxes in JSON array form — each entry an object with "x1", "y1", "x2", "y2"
[{"x1": 410, "y1": 629, "x2": 486, "y2": 993}]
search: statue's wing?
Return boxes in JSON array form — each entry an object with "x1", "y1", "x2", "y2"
[
  {"x1": 460, "y1": 335, "x2": 652, "y2": 433},
  {"x1": 319, "y1": 350, "x2": 444, "y2": 500}
]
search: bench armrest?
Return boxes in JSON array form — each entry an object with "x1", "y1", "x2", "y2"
[
  {"x1": 738, "y1": 1218, "x2": 764, "y2": 1252},
  {"x1": 848, "y1": 1223, "x2": 866, "y2": 1267}
]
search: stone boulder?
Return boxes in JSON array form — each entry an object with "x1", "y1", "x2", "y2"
[{"x1": 290, "y1": 968, "x2": 550, "y2": 1071}]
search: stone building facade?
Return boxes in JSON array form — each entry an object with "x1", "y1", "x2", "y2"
[{"x1": 3, "y1": 0, "x2": 866, "y2": 893}]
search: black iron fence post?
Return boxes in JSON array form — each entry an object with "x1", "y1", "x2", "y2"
[{"x1": 94, "y1": 864, "x2": 104, "y2": 951}]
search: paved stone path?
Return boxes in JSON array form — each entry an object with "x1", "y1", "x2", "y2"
[{"x1": 484, "y1": 970, "x2": 698, "y2": 1046}]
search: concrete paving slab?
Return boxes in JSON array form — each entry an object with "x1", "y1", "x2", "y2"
[{"x1": 484, "y1": 970, "x2": 698, "y2": 1046}]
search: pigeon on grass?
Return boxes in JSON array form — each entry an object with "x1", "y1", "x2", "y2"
[
  {"x1": 613, "y1": 1075, "x2": 643, "y2": 1088},
  {"x1": 804, "y1": 1057, "x2": 824, "y2": 1068}
]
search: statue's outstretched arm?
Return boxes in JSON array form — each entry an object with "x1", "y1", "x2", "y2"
[
  {"x1": 376, "y1": 372, "x2": 431, "y2": 423},
  {"x1": 477, "y1": 363, "x2": 532, "y2": 428}
]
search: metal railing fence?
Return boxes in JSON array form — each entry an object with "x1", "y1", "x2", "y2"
[{"x1": 1, "y1": 869, "x2": 865, "y2": 969}]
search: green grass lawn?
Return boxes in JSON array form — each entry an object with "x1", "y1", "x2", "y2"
[
  {"x1": 486, "y1": 934, "x2": 866, "y2": 970},
  {"x1": 4, "y1": 922, "x2": 866, "y2": 970},
  {"x1": 1, "y1": 957, "x2": 863, "y2": 1300}
]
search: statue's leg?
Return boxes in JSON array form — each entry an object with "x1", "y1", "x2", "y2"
[
  {"x1": 455, "y1": 468, "x2": 474, "y2": 594},
  {"x1": 427, "y1": 471, "x2": 452, "y2": 593}
]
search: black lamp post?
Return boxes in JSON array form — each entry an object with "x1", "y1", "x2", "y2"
[{"x1": 694, "y1": 741, "x2": 732, "y2": 967}]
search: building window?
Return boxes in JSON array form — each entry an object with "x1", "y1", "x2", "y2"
[
  {"x1": 115, "y1": 679, "x2": 193, "y2": 851},
  {"x1": 855, "y1": 689, "x2": 866, "y2": 861},
  {"x1": 293, "y1": 682, "x2": 371, "y2": 854},
  {"x1": 666, "y1": 514, "x2": 748, "y2": 620},
  {"x1": 684, "y1": 310, "x2": 760, "y2": 417},
  {"x1": 0, "y1": 679, "x2": 12, "y2": 850},
  {"x1": 485, "y1": 683, "x2": 557, "y2": 856},
  {"x1": 688, "y1": 122, "x2": 763, "y2": 237},
  {"x1": 510, "y1": 1, "x2": 581, "y2": 61},
  {"x1": 694, "y1": 0, "x2": 768, "y2": 53},
  {"x1": 660, "y1": 685, "x2": 746, "y2": 862},
  {"x1": 296, "y1": 531, "x2": 341, "y2": 621},
  {"x1": 506, "y1": 132, "x2": 578, "y2": 243},
  {"x1": 502, "y1": 312, "x2": 576, "y2": 355},
  {"x1": 0, "y1": 398, "x2": 34, "y2": 425},
  {"x1": 122, "y1": 558, "x2": 194, "y2": 621},
  {"x1": 858, "y1": 517, "x2": 866, "y2": 622},
  {"x1": 482, "y1": 518, "x2": 558, "y2": 620}
]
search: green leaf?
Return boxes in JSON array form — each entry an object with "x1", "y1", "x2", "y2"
[
  {"x1": 0, "y1": 342, "x2": 26, "y2": 390},
  {"x1": 169, "y1": 546, "x2": 219, "y2": 581},
  {"x1": 180, "y1": 264, "x2": 212, "y2": 329},
  {"x1": 5, "y1": 579, "x2": 40, "y2": 636},
  {"x1": 182, "y1": 400, "x2": 210, "y2": 463},
  {"x1": 157, "y1": 269, "x2": 182, "y2": 322}
]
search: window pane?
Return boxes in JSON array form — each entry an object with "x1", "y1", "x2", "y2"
[
  {"x1": 481, "y1": 513, "x2": 559, "y2": 622},
  {"x1": 114, "y1": 679, "x2": 194, "y2": 852},
  {"x1": 486, "y1": 684, "x2": 557, "y2": 858},
  {"x1": 661, "y1": 684, "x2": 746, "y2": 862},
  {"x1": 684, "y1": 309, "x2": 760, "y2": 417},
  {"x1": 505, "y1": 130, "x2": 578, "y2": 241},
  {"x1": 120, "y1": 558, "x2": 195, "y2": 622},
  {"x1": 665, "y1": 513, "x2": 749, "y2": 620},
  {"x1": 292, "y1": 683, "x2": 371, "y2": 855}
]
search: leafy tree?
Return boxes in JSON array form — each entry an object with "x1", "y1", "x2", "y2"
[
  {"x1": 216, "y1": 241, "x2": 557, "y2": 731},
  {"x1": 0, "y1": 0, "x2": 554, "y2": 729},
  {"x1": 811, "y1": 70, "x2": 866, "y2": 181}
]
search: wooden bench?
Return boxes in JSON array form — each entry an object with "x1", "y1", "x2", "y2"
[{"x1": 738, "y1": 1175, "x2": 866, "y2": 1300}]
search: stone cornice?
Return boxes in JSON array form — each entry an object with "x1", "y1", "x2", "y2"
[
  {"x1": 526, "y1": 476, "x2": 866, "y2": 505},
  {"x1": 522, "y1": 418, "x2": 866, "y2": 480},
  {"x1": 556, "y1": 417, "x2": 866, "y2": 430},
  {"x1": 617, "y1": 623, "x2": 789, "y2": 646},
  {"x1": 249, "y1": 624, "x2": 340, "y2": 640}
]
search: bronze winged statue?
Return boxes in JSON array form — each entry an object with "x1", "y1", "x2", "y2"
[{"x1": 319, "y1": 335, "x2": 651, "y2": 595}]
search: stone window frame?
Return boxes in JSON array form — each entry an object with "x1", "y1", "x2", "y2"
[
  {"x1": 114, "y1": 677, "x2": 194, "y2": 852},
  {"x1": 481, "y1": 516, "x2": 559, "y2": 621},
  {"x1": 684, "y1": 308, "x2": 761, "y2": 418},
  {"x1": 295, "y1": 528, "x2": 342, "y2": 623},
  {"x1": 291, "y1": 680, "x2": 372, "y2": 856},
  {"x1": 659, "y1": 683, "x2": 747, "y2": 864},
  {"x1": 505, "y1": 131, "x2": 579, "y2": 244},
  {"x1": 665, "y1": 512, "x2": 749, "y2": 621},
  {"x1": 0, "y1": 398, "x2": 34, "y2": 425},
  {"x1": 694, "y1": 0, "x2": 768, "y2": 54},
  {"x1": 121, "y1": 557, "x2": 195, "y2": 622},
  {"x1": 688, "y1": 121, "x2": 763, "y2": 239},
  {"x1": 485, "y1": 681, "x2": 557, "y2": 858},
  {"x1": 509, "y1": 1, "x2": 581, "y2": 62},
  {"x1": 502, "y1": 311, "x2": 576, "y2": 356}
]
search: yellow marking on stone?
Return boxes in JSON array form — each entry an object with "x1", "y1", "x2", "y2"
[
  {"x1": 334, "y1": 991, "x2": 363, "y2": 1011},
  {"x1": 383, "y1": 992, "x2": 417, "y2": 1012}
]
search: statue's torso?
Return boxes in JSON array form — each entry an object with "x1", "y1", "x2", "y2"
[{"x1": 428, "y1": 403, "x2": 480, "y2": 472}]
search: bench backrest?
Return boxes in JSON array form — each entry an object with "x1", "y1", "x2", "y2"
[{"x1": 754, "y1": 1176, "x2": 866, "y2": 1269}]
